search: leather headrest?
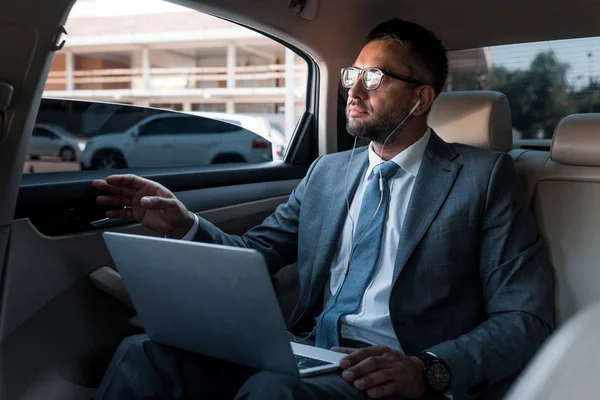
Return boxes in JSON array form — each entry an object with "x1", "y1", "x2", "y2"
[
  {"x1": 429, "y1": 91, "x2": 513, "y2": 152},
  {"x1": 552, "y1": 114, "x2": 600, "y2": 167}
]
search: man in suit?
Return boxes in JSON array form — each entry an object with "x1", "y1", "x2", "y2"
[{"x1": 93, "y1": 18, "x2": 554, "y2": 400}]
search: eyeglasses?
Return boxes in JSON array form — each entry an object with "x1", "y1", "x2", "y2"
[{"x1": 341, "y1": 67, "x2": 424, "y2": 90}]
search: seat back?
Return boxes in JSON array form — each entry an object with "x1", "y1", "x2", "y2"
[
  {"x1": 430, "y1": 93, "x2": 600, "y2": 325},
  {"x1": 429, "y1": 90, "x2": 513, "y2": 152},
  {"x1": 529, "y1": 114, "x2": 600, "y2": 324}
]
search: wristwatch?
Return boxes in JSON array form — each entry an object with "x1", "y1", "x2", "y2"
[{"x1": 417, "y1": 353, "x2": 451, "y2": 393}]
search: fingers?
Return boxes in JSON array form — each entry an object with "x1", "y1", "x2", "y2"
[
  {"x1": 140, "y1": 196, "x2": 181, "y2": 214},
  {"x1": 105, "y1": 174, "x2": 155, "y2": 189},
  {"x1": 93, "y1": 179, "x2": 137, "y2": 197},
  {"x1": 105, "y1": 208, "x2": 134, "y2": 220},
  {"x1": 330, "y1": 347, "x2": 356, "y2": 355},
  {"x1": 366, "y1": 382, "x2": 397, "y2": 399},
  {"x1": 342, "y1": 354, "x2": 389, "y2": 382},
  {"x1": 340, "y1": 346, "x2": 389, "y2": 369},
  {"x1": 353, "y1": 368, "x2": 395, "y2": 391},
  {"x1": 97, "y1": 195, "x2": 132, "y2": 207}
]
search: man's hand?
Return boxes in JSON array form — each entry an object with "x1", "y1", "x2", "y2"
[
  {"x1": 92, "y1": 174, "x2": 195, "y2": 239},
  {"x1": 331, "y1": 345, "x2": 426, "y2": 399}
]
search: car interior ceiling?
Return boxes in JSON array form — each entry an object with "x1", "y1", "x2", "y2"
[{"x1": 1, "y1": 0, "x2": 600, "y2": 398}]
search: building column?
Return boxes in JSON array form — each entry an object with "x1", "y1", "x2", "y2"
[
  {"x1": 227, "y1": 44, "x2": 236, "y2": 89},
  {"x1": 183, "y1": 102, "x2": 192, "y2": 112},
  {"x1": 65, "y1": 51, "x2": 75, "y2": 91},
  {"x1": 285, "y1": 48, "x2": 296, "y2": 139},
  {"x1": 141, "y1": 47, "x2": 151, "y2": 90},
  {"x1": 226, "y1": 100, "x2": 235, "y2": 113}
]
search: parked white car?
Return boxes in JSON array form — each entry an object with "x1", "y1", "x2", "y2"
[
  {"x1": 190, "y1": 112, "x2": 287, "y2": 160},
  {"x1": 80, "y1": 112, "x2": 273, "y2": 170},
  {"x1": 28, "y1": 123, "x2": 87, "y2": 162}
]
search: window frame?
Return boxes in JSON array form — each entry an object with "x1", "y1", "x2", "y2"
[{"x1": 17, "y1": 7, "x2": 320, "y2": 234}]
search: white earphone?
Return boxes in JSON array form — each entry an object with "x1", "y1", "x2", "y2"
[
  {"x1": 377, "y1": 99, "x2": 421, "y2": 192},
  {"x1": 409, "y1": 99, "x2": 421, "y2": 115}
]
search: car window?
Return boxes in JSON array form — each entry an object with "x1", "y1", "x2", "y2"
[
  {"x1": 26, "y1": 0, "x2": 309, "y2": 174},
  {"x1": 445, "y1": 37, "x2": 600, "y2": 141},
  {"x1": 141, "y1": 117, "x2": 186, "y2": 135},
  {"x1": 33, "y1": 127, "x2": 55, "y2": 139},
  {"x1": 141, "y1": 116, "x2": 241, "y2": 135}
]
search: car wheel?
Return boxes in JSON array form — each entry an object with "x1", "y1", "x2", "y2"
[
  {"x1": 91, "y1": 150, "x2": 128, "y2": 170},
  {"x1": 59, "y1": 147, "x2": 76, "y2": 162},
  {"x1": 211, "y1": 153, "x2": 246, "y2": 164}
]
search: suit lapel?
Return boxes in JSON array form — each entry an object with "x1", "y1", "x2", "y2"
[
  {"x1": 306, "y1": 148, "x2": 369, "y2": 305},
  {"x1": 393, "y1": 132, "x2": 462, "y2": 283}
]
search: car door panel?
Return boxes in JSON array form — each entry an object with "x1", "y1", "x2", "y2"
[
  {"x1": 16, "y1": 163, "x2": 307, "y2": 236},
  {"x1": 0, "y1": 0, "x2": 322, "y2": 397},
  {"x1": 1, "y1": 177, "x2": 300, "y2": 400}
]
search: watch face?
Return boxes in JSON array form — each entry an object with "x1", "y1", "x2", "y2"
[{"x1": 427, "y1": 362, "x2": 450, "y2": 392}]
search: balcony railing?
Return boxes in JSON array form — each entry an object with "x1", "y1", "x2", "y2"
[{"x1": 45, "y1": 64, "x2": 308, "y2": 88}]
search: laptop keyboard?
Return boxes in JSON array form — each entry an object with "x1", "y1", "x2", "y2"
[{"x1": 294, "y1": 354, "x2": 333, "y2": 369}]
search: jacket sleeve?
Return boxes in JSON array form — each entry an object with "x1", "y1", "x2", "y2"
[
  {"x1": 193, "y1": 156, "x2": 322, "y2": 275},
  {"x1": 425, "y1": 153, "x2": 555, "y2": 399}
]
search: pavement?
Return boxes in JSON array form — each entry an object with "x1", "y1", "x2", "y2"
[{"x1": 23, "y1": 157, "x2": 81, "y2": 174}]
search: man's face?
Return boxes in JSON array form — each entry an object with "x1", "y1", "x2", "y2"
[{"x1": 346, "y1": 40, "x2": 416, "y2": 143}]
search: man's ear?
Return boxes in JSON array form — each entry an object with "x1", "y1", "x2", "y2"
[{"x1": 412, "y1": 85, "x2": 437, "y2": 116}]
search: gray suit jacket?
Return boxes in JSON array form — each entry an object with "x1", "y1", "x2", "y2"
[{"x1": 194, "y1": 131, "x2": 555, "y2": 399}]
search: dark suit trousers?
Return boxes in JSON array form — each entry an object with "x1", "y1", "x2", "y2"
[{"x1": 95, "y1": 334, "x2": 408, "y2": 400}]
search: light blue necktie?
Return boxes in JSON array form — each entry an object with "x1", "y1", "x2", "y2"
[{"x1": 315, "y1": 160, "x2": 401, "y2": 349}]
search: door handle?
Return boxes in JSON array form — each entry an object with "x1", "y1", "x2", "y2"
[{"x1": 90, "y1": 217, "x2": 129, "y2": 229}]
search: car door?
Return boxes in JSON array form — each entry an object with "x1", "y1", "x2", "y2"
[
  {"x1": 172, "y1": 116, "x2": 251, "y2": 166},
  {"x1": 125, "y1": 116, "x2": 179, "y2": 168},
  {"x1": 43, "y1": 129, "x2": 63, "y2": 157},
  {"x1": 32, "y1": 127, "x2": 59, "y2": 157},
  {"x1": 0, "y1": 1, "x2": 320, "y2": 399},
  {"x1": 159, "y1": 115, "x2": 223, "y2": 167},
  {"x1": 28, "y1": 127, "x2": 44, "y2": 156}
]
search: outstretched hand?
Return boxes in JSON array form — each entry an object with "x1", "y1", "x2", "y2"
[{"x1": 93, "y1": 174, "x2": 195, "y2": 239}]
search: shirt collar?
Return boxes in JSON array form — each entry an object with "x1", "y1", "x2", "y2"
[{"x1": 365, "y1": 127, "x2": 431, "y2": 180}]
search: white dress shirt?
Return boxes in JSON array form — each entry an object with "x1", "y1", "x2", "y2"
[
  {"x1": 181, "y1": 213, "x2": 200, "y2": 241},
  {"x1": 326, "y1": 129, "x2": 431, "y2": 351}
]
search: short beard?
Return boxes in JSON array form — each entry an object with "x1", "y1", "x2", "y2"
[{"x1": 346, "y1": 98, "x2": 412, "y2": 145}]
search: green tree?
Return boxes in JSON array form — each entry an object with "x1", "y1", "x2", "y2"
[
  {"x1": 448, "y1": 70, "x2": 485, "y2": 91},
  {"x1": 489, "y1": 52, "x2": 574, "y2": 139},
  {"x1": 571, "y1": 81, "x2": 600, "y2": 113}
]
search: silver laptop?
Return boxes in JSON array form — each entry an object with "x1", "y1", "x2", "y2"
[{"x1": 102, "y1": 231, "x2": 344, "y2": 377}]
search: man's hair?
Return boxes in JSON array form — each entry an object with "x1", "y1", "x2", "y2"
[{"x1": 367, "y1": 18, "x2": 448, "y2": 96}]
